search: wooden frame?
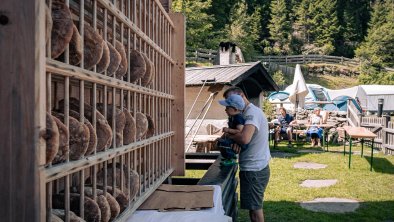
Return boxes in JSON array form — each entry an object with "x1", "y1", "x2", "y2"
[{"x1": 0, "y1": 0, "x2": 184, "y2": 221}]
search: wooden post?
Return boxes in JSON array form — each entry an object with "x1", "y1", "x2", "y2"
[
  {"x1": 383, "y1": 115, "x2": 390, "y2": 154},
  {"x1": 169, "y1": 12, "x2": 185, "y2": 176},
  {"x1": 0, "y1": 0, "x2": 46, "y2": 221}
]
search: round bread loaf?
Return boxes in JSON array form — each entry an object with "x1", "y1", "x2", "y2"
[
  {"x1": 96, "y1": 195, "x2": 111, "y2": 222},
  {"x1": 105, "y1": 186, "x2": 129, "y2": 212},
  {"x1": 144, "y1": 114, "x2": 155, "y2": 138},
  {"x1": 69, "y1": 24, "x2": 83, "y2": 66},
  {"x1": 50, "y1": 213, "x2": 63, "y2": 222},
  {"x1": 52, "y1": 209, "x2": 85, "y2": 222},
  {"x1": 136, "y1": 112, "x2": 148, "y2": 140},
  {"x1": 129, "y1": 170, "x2": 140, "y2": 201},
  {"x1": 84, "y1": 187, "x2": 120, "y2": 221},
  {"x1": 106, "y1": 42, "x2": 121, "y2": 77},
  {"x1": 140, "y1": 53, "x2": 154, "y2": 86},
  {"x1": 51, "y1": 115, "x2": 70, "y2": 164},
  {"x1": 129, "y1": 50, "x2": 146, "y2": 83},
  {"x1": 114, "y1": 41, "x2": 128, "y2": 79},
  {"x1": 52, "y1": 112, "x2": 89, "y2": 160},
  {"x1": 45, "y1": 112, "x2": 60, "y2": 165},
  {"x1": 69, "y1": 110, "x2": 97, "y2": 156},
  {"x1": 96, "y1": 41, "x2": 110, "y2": 73},
  {"x1": 146, "y1": 59, "x2": 155, "y2": 86},
  {"x1": 59, "y1": 98, "x2": 113, "y2": 152},
  {"x1": 51, "y1": 1, "x2": 73, "y2": 59},
  {"x1": 84, "y1": 24, "x2": 104, "y2": 69},
  {"x1": 45, "y1": 4, "x2": 53, "y2": 46},
  {"x1": 97, "y1": 104, "x2": 126, "y2": 147},
  {"x1": 123, "y1": 108, "x2": 136, "y2": 145},
  {"x1": 52, "y1": 194, "x2": 101, "y2": 222}
]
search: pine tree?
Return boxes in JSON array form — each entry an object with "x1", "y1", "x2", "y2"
[
  {"x1": 313, "y1": 0, "x2": 339, "y2": 54},
  {"x1": 226, "y1": 0, "x2": 261, "y2": 60},
  {"x1": 172, "y1": 0, "x2": 217, "y2": 49},
  {"x1": 268, "y1": 0, "x2": 292, "y2": 54},
  {"x1": 356, "y1": 0, "x2": 394, "y2": 84}
]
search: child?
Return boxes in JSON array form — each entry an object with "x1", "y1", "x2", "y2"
[{"x1": 217, "y1": 94, "x2": 247, "y2": 166}]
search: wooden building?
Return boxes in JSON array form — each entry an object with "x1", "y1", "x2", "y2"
[
  {"x1": 185, "y1": 62, "x2": 279, "y2": 120},
  {"x1": 0, "y1": 0, "x2": 185, "y2": 221}
]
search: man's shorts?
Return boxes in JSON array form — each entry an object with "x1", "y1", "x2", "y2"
[
  {"x1": 280, "y1": 127, "x2": 291, "y2": 134},
  {"x1": 239, "y1": 165, "x2": 270, "y2": 210}
]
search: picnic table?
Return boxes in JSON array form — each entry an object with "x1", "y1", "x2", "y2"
[
  {"x1": 192, "y1": 135, "x2": 221, "y2": 153},
  {"x1": 342, "y1": 126, "x2": 377, "y2": 171}
]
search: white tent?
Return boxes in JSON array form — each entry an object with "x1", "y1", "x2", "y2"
[
  {"x1": 360, "y1": 85, "x2": 394, "y2": 112},
  {"x1": 326, "y1": 85, "x2": 394, "y2": 112}
]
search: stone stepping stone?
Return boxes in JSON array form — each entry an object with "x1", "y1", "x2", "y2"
[
  {"x1": 294, "y1": 162, "x2": 327, "y2": 169},
  {"x1": 297, "y1": 149, "x2": 324, "y2": 154},
  {"x1": 300, "y1": 197, "x2": 360, "y2": 213},
  {"x1": 271, "y1": 152, "x2": 298, "y2": 158},
  {"x1": 300, "y1": 179, "x2": 338, "y2": 188}
]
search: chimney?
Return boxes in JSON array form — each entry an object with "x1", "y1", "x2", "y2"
[{"x1": 217, "y1": 42, "x2": 244, "y2": 65}]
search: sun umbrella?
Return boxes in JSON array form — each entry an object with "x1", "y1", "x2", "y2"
[{"x1": 288, "y1": 64, "x2": 309, "y2": 113}]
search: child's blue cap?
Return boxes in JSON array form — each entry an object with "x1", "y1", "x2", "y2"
[{"x1": 218, "y1": 94, "x2": 245, "y2": 110}]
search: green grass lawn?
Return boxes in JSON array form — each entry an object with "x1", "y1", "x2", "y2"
[{"x1": 186, "y1": 142, "x2": 394, "y2": 222}]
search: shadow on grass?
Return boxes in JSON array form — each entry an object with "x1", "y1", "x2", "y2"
[
  {"x1": 270, "y1": 141, "x2": 326, "y2": 159},
  {"x1": 238, "y1": 200, "x2": 394, "y2": 222},
  {"x1": 364, "y1": 156, "x2": 394, "y2": 175}
]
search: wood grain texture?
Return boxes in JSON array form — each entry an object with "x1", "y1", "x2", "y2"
[
  {"x1": 0, "y1": 1, "x2": 46, "y2": 221},
  {"x1": 169, "y1": 13, "x2": 185, "y2": 176}
]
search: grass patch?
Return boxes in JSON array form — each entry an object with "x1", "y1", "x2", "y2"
[{"x1": 186, "y1": 142, "x2": 394, "y2": 222}]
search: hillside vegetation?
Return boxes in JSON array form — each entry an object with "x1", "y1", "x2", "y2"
[{"x1": 174, "y1": 0, "x2": 394, "y2": 85}]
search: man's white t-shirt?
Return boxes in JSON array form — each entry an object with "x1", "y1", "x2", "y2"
[{"x1": 239, "y1": 103, "x2": 271, "y2": 171}]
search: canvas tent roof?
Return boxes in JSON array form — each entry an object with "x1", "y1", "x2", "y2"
[{"x1": 185, "y1": 62, "x2": 279, "y2": 98}]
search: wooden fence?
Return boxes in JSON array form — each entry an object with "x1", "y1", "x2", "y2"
[
  {"x1": 186, "y1": 48, "x2": 218, "y2": 63},
  {"x1": 360, "y1": 116, "x2": 393, "y2": 154},
  {"x1": 253, "y1": 54, "x2": 361, "y2": 67}
]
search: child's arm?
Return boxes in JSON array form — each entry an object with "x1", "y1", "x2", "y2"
[{"x1": 223, "y1": 124, "x2": 244, "y2": 135}]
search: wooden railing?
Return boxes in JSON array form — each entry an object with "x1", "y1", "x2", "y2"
[
  {"x1": 347, "y1": 99, "x2": 362, "y2": 127},
  {"x1": 186, "y1": 48, "x2": 218, "y2": 63},
  {"x1": 253, "y1": 54, "x2": 361, "y2": 67},
  {"x1": 360, "y1": 116, "x2": 393, "y2": 154}
]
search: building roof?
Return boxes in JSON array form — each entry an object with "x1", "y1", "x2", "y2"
[{"x1": 185, "y1": 62, "x2": 279, "y2": 97}]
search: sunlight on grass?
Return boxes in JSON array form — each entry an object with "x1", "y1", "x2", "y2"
[{"x1": 187, "y1": 142, "x2": 394, "y2": 222}]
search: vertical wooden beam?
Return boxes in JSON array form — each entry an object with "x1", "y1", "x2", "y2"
[
  {"x1": 159, "y1": 0, "x2": 172, "y2": 12},
  {"x1": 0, "y1": 0, "x2": 45, "y2": 221},
  {"x1": 169, "y1": 13, "x2": 185, "y2": 176}
]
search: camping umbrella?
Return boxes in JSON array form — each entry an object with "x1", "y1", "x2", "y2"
[{"x1": 288, "y1": 64, "x2": 309, "y2": 113}]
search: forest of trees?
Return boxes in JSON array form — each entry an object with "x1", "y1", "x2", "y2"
[{"x1": 172, "y1": 0, "x2": 394, "y2": 84}]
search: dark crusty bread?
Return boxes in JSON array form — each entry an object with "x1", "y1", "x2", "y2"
[
  {"x1": 97, "y1": 104, "x2": 126, "y2": 147},
  {"x1": 83, "y1": 24, "x2": 104, "y2": 69},
  {"x1": 144, "y1": 114, "x2": 155, "y2": 138},
  {"x1": 123, "y1": 108, "x2": 136, "y2": 145},
  {"x1": 84, "y1": 187, "x2": 120, "y2": 221},
  {"x1": 96, "y1": 41, "x2": 110, "y2": 73},
  {"x1": 106, "y1": 42, "x2": 121, "y2": 77},
  {"x1": 53, "y1": 194, "x2": 101, "y2": 222},
  {"x1": 59, "y1": 98, "x2": 112, "y2": 152},
  {"x1": 52, "y1": 112, "x2": 89, "y2": 160},
  {"x1": 50, "y1": 213, "x2": 63, "y2": 222},
  {"x1": 129, "y1": 170, "x2": 140, "y2": 201},
  {"x1": 45, "y1": 112, "x2": 60, "y2": 165},
  {"x1": 51, "y1": 1, "x2": 74, "y2": 59},
  {"x1": 69, "y1": 110, "x2": 97, "y2": 156},
  {"x1": 129, "y1": 50, "x2": 146, "y2": 83},
  {"x1": 114, "y1": 41, "x2": 128, "y2": 79},
  {"x1": 51, "y1": 115, "x2": 70, "y2": 164},
  {"x1": 136, "y1": 112, "x2": 148, "y2": 140},
  {"x1": 45, "y1": 4, "x2": 53, "y2": 46},
  {"x1": 140, "y1": 53, "x2": 154, "y2": 86},
  {"x1": 69, "y1": 24, "x2": 83, "y2": 66},
  {"x1": 96, "y1": 195, "x2": 111, "y2": 222},
  {"x1": 52, "y1": 209, "x2": 85, "y2": 222},
  {"x1": 104, "y1": 186, "x2": 129, "y2": 212}
]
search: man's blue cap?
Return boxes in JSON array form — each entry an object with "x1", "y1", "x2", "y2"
[{"x1": 218, "y1": 94, "x2": 245, "y2": 110}]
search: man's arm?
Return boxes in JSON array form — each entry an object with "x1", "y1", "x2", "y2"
[
  {"x1": 226, "y1": 124, "x2": 255, "y2": 145},
  {"x1": 223, "y1": 124, "x2": 244, "y2": 135}
]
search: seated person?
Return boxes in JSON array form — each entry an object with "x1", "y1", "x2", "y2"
[
  {"x1": 306, "y1": 107, "x2": 324, "y2": 147},
  {"x1": 275, "y1": 107, "x2": 296, "y2": 145},
  {"x1": 217, "y1": 94, "x2": 247, "y2": 166}
]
